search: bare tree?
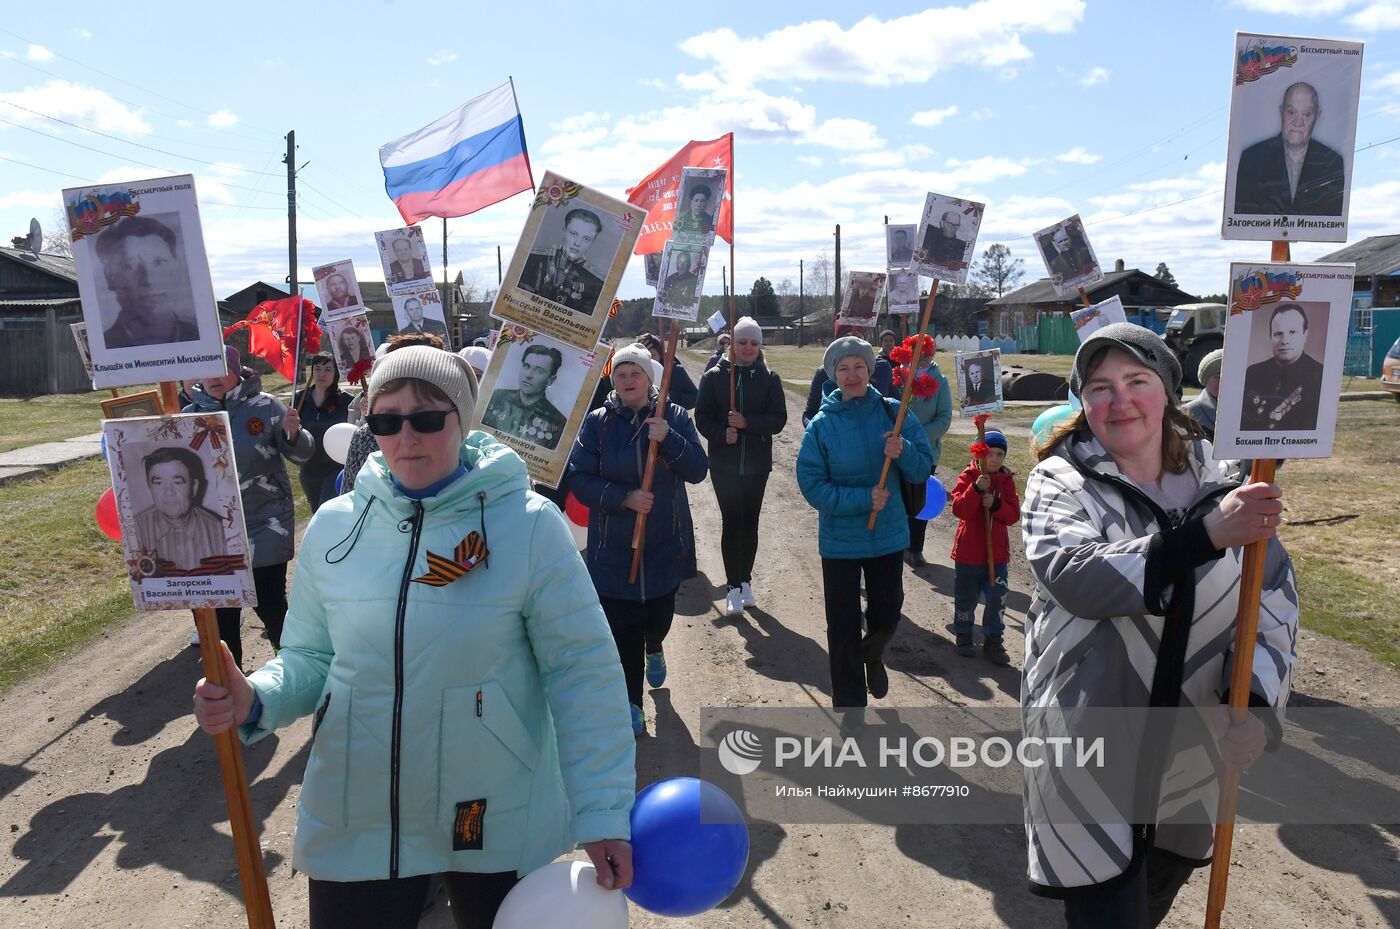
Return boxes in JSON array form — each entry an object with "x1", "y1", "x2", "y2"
[
  {"x1": 43, "y1": 208, "x2": 72, "y2": 257},
  {"x1": 775, "y1": 277, "x2": 799, "y2": 318},
  {"x1": 807, "y1": 251, "x2": 834, "y2": 306},
  {"x1": 969, "y1": 243, "x2": 1024, "y2": 298}
]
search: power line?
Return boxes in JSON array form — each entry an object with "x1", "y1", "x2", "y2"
[{"x1": 0, "y1": 152, "x2": 284, "y2": 209}]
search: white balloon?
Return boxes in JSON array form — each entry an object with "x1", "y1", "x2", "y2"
[
  {"x1": 569, "y1": 519, "x2": 588, "y2": 550},
  {"x1": 321, "y1": 422, "x2": 356, "y2": 465},
  {"x1": 493, "y1": 860, "x2": 628, "y2": 929}
]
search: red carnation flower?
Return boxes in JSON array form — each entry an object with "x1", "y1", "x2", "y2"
[
  {"x1": 346, "y1": 358, "x2": 373, "y2": 386},
  {"x1": 889, "y1": 345, "x2": 913, "y2": 365},
  {"x1": 912, "y1": 373, "x2": 938, "y2": 399},
  {"x1": 970, "y1": 441, "x2": 990, "y2": 459}
]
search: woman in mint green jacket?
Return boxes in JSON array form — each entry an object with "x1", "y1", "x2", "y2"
[{"x1": 194, "y1": 347, "x2": 635, "y2": 929}]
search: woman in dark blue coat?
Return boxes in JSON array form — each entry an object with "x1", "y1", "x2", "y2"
[{"x1": 568, "y1": 344, "x2": 709, "y2": 735}]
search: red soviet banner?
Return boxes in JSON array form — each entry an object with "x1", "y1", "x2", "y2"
[{"x1": 625, "y1": 133, "x2": 733, "y2": 255}]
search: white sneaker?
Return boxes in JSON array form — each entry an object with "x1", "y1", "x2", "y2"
[
  {"x1": 740, "y1": 582, "x2": 756, "y2": 608},
  {"x1": 724, "y1": 587, "x2": 745, "y2": 616}
]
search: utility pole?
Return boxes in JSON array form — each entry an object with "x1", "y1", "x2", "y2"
[
  {"x1": 496, "y1": 245, "x2": 503, "y2": 286},
  {"x1": 284, "y1": 131, "x2": 296, "y2": 301},
  {"x1": 833, "y1": 224, "x2": 842, "y2": 321},
  {"x1": 442, "y1": 217, "x2": 453, "y2": 348},
  {"x1": 798, "y1": 258, "x2": 805, "y2": 348}
]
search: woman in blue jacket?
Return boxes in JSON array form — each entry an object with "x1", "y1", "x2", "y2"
[
  {"x1": 568, "y1": 343, "x2": 709, "y2": 735},
  {"x1": 797, "y1": 336, "x2": 932, "y2": 708},
  {"x1": 194, "y1": 346, "x2": 636, "y2": 929}
]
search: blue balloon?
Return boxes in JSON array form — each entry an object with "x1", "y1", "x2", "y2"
[
  {"x1": 335, "y1": 469, "x2": 345, "y2": 494},
  {"x1": 625, "y1": 777, "x2": 749, "y2": 917},
  {"x1": 1032, "y1": 404, "x2": 1076, "y2": 447},
  {"x1": 1067, "y1": 390, "x2": 1082, "y2": 411},
  {"x1": 917, "y1": 476, "x2": 947, "y2": 520}
]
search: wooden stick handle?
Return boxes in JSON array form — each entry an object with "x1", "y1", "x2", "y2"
[
  {"x1": 866, "y1": 281, "x2": 938, "y2": 531},
  {"x1": 1077, "y1": 286, "x2": 1092, "y2": 309},
  {"x1": 1203, "y1": 459, "x2": 1277, "y2": 929},
  {"x1": 629, "y1": 322, "x2": 680, "y2": 584},
  {"x1": 728, "y1": 240, "x2": 737, "y2": 411}
]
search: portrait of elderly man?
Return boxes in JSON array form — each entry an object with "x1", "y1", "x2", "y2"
[
  {"x1": 660, "y1": 250, "x2": 700, "y2": 310},
  {"x1": 672, "y1": 183, "x2": 716, "y2": 238},
  {"x1": 888, "y1": 227, "x2": 914, "y2": 266},
  {"x1": 386, "y1": 236, "x2": 429, "y2": 284},
  {"x1": 1044, "y1": 225, "x2": 1095, "y2": 282},
  {"x1": 962, "y1": 354, "x2": 998, "y2": 406},
  {"x1": 481, "y1": 343, "x2": 569, "y2": 450},
  {"x1": 1240, "y1": 302, "x2": 1324, "y2": 431},
  {"x1": 1234, "y1": 81, "x2": 1345, "y2": 216},
  {"x1": 396, "y1": 295, "x2": 447, "y2": 336},
  {"x1": 519, "y1": 207, "x2": 606, "y2": 313},
  {"x1": 95, "y1": 215, "x2": 199, "y2": 349},
  {"x1": 133, "y1": 446, "x2": 228, "y2": 573},
  {"x1": 922, "y1": 210, "x2": 969, "y2": 266},
  {"x1": 323, "y1": 272, "x2": 359, "y2": 312}
]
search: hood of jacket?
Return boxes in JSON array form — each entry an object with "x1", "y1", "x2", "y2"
[
  {"x1": 186, "y1": 368, "x2": 264, "y2": 411},
  {"x1": 352, "y1": 429, "x2": 530, "y2": 520},
  {"x1": 817, "y1": 383, "x2": 892, "y2": 418}
]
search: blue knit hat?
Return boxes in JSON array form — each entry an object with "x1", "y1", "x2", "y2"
[{"x1": 983, "y1": 430, "x2": 1007, "y2": 451}]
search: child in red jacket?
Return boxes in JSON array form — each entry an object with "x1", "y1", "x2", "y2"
[{"x1": 949, "y1": 430, "x2": 1020, "y2": 663}]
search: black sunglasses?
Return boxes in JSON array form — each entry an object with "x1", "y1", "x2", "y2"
[{"x1": 365, "y1": 408, "x2": 458, "y2": 436}]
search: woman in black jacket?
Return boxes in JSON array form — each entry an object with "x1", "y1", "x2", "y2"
[{"x1": 694, "y1": 316, "x2": 788, "y2": 616}]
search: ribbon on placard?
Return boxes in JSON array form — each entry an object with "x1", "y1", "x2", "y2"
[{"x1": 189, "y1": 417, "x2": 225, "y2": 451}]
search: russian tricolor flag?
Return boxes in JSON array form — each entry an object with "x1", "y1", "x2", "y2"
[{"x1": 379, "y1": 81, "x2": 534, "y2": 224}]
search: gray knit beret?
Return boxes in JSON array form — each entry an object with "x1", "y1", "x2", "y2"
[
  {"x1": 823, "y1": 335, "x2": 877, "y2": 382},
  {"x1": 1069, "y1": 322, "x2": 1182, "y2": 398},
  {"x1": 1197, "y1": 348, "x2": 1225, "y2": 386},
  {"x1": 368, "y1": 345, "x2": 479, "y2": 428}
]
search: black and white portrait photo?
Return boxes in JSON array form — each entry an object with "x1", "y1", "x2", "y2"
[
  {"x1": 956, "y1": 349, "x2": 1003, "y2": 413},
  {"x1": 392, "y1": 289, "x2": 448, "y2": 337},
  {"x1": 886, "y1": 224, "x2": 916, "y2": 270},
  {"x1": 835, "y1": 271, "x2": 886, "y2": 329},
  {"x1": 313, "y1": 259, "x2": 366, "y2": 320},
  {"x1": 670, "y1": 167, "x2": 726, "y2": 245},
  {"x1": 375, "y1": 227, "x2": 433, "y2": 293},
  {"x1": 654, "y1": 242, "x2": 709, "y2": 321},
  {"x1": 913, "y1": 192, "x2": 984, "y2": 285},
  {"x1": 1033, "y1": 215, "x2": 1103, "y2": 297},
  {"x1": 328, "y1": 314, "x2": 376, "y2": 371},
  {"x1": 886, "y1": 270, "x2": 920, "y2": 314},
  {"x1": 1222, "y1": 33, "x2": 1363, "y2": 242}
]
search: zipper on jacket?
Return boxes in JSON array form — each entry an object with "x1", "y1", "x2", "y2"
[
  {"x1": 311, "y1": 692, "x2": 331, "y2": 739},
  {"x1": 737, "y1": 370, "x2": 746, "y2": 477},
  {"x1": 388, "y1": 500, "x2": 424, "y2": 879},
  {"x1": 476, "y1": 689, "x2": 483, "y2": 717},
  {"x1": 634, "y1": 424, "x2": 648, "y2": 601}
]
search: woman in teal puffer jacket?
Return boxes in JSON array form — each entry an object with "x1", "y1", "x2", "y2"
[
  {"x1": 796, "y1": 336, "x2": 932, "y2": 709},
  {"x1": 194, "y1": 347, "x2": 635, "y2": 929}
]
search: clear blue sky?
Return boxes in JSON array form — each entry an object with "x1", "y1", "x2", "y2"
[{"x1": 2, "y1": 0, "x2": 1398, "y2": 302}]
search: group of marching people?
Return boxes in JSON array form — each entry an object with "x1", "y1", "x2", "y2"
[{"x1": 189, "y1": 317, "x2": 1297, "y2": 929}]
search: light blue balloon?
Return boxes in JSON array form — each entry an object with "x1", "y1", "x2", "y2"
[
  {"x1": 100, "y1": 433, "x2": 108, "y2": 461},
  {"x1": 917, "y1": 477, "x2": 947, "y2": 520},
  {"x1": 335, "y1": 469, "x2": 345, "y2": 494},
  {"x1": 1067, "y1": 390, "x2": 1082, "y2": 411},
  {"x1": 1032, "y1": 404, "x2": 1076, "y2": 447}
]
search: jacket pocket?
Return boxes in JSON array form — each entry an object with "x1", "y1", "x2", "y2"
[
  {"x1": 439, "y1": 682, "x2": 539, "y2": 837},
  {"x1": 300, "y1": 687, "x2": 351, "y2": 827}
]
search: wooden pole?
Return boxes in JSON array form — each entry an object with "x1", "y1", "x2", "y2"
[
  {"x1": 866, "y1": 280, "x2": 938, "y2": 530},
  {"x1": 292, "y1": 291, "x2": 312, "y2": 413},
  {"x1": 1203, "y1": 238, "x2": 1290, "y2": 929},
  {"x1": 628, "y1": 321, "x2": 680, "y2": 584},
  {"x1": 160, "y1": 380, "x2": 276, "y2": 928},
  {"x1": 1077, "y1": 286, "x2": 1093, "y2": 309},
  {"x1": 728, "y1": 239, "x2": 737, "y2": 411}
]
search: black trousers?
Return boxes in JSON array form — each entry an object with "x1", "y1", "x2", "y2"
[
  {"x1": 711, "y1": 469, "x2": 769, "y2": 588},
  {"x1": 820, "y1": 551, "x2": 904, "y2": 707},
  {"x1": 903, "y1": 475, "x2": 929, "y2": 553},
  {"x1": 600, "y1": 589, "x2": 677, "y2": 707},
  {"x1": 213, "y1": 562, "x2": 288, "y2": 669},
  {"x1": 300, "y1": 465, "x2": 341, "y2": 514},
  {"x1": 1062, "y1": 848, "x2": 1196, "y2": 929},
  {"x1": 308, "y1": 870, "x2": 518, "y2": 929}
]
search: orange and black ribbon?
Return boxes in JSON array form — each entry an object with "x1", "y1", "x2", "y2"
[{"x1": 411, "y1": 531, "x2": 489, "y2": 587}]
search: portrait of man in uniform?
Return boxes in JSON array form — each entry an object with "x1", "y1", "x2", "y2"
[
  {"x1": 132, "y1": 445, "x2": 227, "y2": 574},
  {"x1": 672, "y1": 183, "x2": 716, "y2": 239},
  {"x1": 396, "y1": 295, "x2": 448, "y2": 337},
  {"x1": 1044, "y1": 225, "x2": 1094, "y2": 282},
  {"x1": 961, "y1": 353, "x2": 998, "y2": 407},
  {"x1": 659, "y1": 250, "x2": 700, "y2": 310},
  {"x1": 1234, "y1": 81, "x2": 1344, "y2": 216},
  {"x1": 887, "y1": 226, "x2": 914, "y2": 266},
  {"x1": 844, "y1": 273, "x2": 880, "y2": 320},
  {"x1": 387, "y1": 235, "x2": 429, "y2": 284},
  {"x1": 921, "y1": 211, "x2": 968, "y2": 266},
  {"x1": 518, "y1": 207, "x2": 606, "y2": 314},
  {"x1": 481, "y1": 344, "x2": 569, "y2": 450},
  {"x1": 324, "y1": 273, "x2": 358, "y2": 312},
  {"x1": 94, "y1": 214, "x2": 199, "y2": 349},
  {"x1": 1240, "y1": 302, "x2": 1324, "y2": 431}
]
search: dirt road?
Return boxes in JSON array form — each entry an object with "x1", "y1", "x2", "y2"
[{"x1": 3, "y1": 385, "x2": 1398, "y2": 928}]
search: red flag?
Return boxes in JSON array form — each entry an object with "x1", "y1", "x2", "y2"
[
  {"x1": 626, "y1": 133, "x2": 733, "y2": 255},
  {"x1": 223, "y1": 296, "x2": 322, "y2": 381}
]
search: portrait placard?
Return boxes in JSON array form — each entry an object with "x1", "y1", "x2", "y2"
[
  {"x1": 375, "y1": 226, "x2": 434, "y2": 294},
  {"x1": 887, "y1": 224, "x2": 917, "y2": 271},
  {"x1": 102, "y1": 412, "x2": 255, "y2": 611},
  {"x1": 69, "y1": 321, "x2": 95, "y2": 383},
  {"x1": 1071, "y1": 295, "x2": 1128, "y2": 341},
  {"x1": 470, "y1": 324, "x2": 607, "y2": 488},
  {"x1": 669, "y1": 166, "x2": 727, "y2": 248},
  {"x1": 327, "y1": 313, "x2": 376, "y2": 372},
  {"x1": 835, "y1": 271, "x2": 886, "y2": 330},
  {"x1": 63, "y1": 174, "x2": 226, "y2": 390},
  {"x1": 101, "y1": 390, "x2": 162, "y2": 420},
  {"x1": 955, "y1": 348, "x2": 1004, "y2": 413},
  {"x1": 491, "y1": 171, "x2": 642, "y2": 350},
  {"x1": 707, "y1": 309, "x2": 728, "y2": 333},
  {"x1": 1222, "y1": 33, "x2": 1364, "y2": 243},
  {"x1": 313, "y1": 259, "x2": 367, "y2": 320},
  {"x1": 1211, "y1": 262, "x2": 1354, "y2": 458},
  {"x1": 1033, "y1": 215, "x2": 1103, "y2": 297},
  {"x1": 887, "y1": 270, "x2": 920, "y2": 315},
  {"x1": 912, "y1": 192, "x2": 985, "y2": 284},
  {"x1": 644, "y1": 251, "x2": 663, "y2": 288},
  {"x1": 391, "y1": 288, "x2": 448, "y2": 338},
  {"x1": 654, "y1": 241, "x2": 710, "y2": 321}
]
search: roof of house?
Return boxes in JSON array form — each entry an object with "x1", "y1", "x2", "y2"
[
  {"x1": 0, "y1": 246, "x2": 77, "y2": 283},
  {"x1": 1318, "y1": 234, "x2": 1400, "y2": 277},
  {"x1": 986, "y1": 268, "x2": 1195, "y2": 307}
]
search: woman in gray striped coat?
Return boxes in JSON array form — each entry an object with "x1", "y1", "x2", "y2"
[{"x1": 1020, "y1": 324, "x2": 1297, "y2": 928}]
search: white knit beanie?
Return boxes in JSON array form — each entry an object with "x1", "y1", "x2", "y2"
[
  {"x1": 611, "y1": 343, "x2": 655, "y2": 384},
  {"x1": 733, "y1": 316, "x2": 762, "y2": 342},
  {"x1": 368, "y1": 345, "x2": 479, "y2": 427}
]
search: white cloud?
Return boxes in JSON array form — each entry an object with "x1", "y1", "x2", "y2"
[
  {"x1": 842, "y1": 144, "x2": 936, "y2": 169},
  {"x1": 0, "y1": 81, "x2": 150, "y2": 134},
  {"x1": 26, "y1": 44, "x2": 53, "y2": 62},
  {"x1": 802, "y1": 117, "x2": 883, "y2": 151},
  {"x1": 0, "y1": 189, "x2": 59, "y2": 210},
  {"x1": 676, "y1": 1, "x2": 1087, "y2": 88},
  {"x1": 75, "y1": 29, "x2": 93, "y2": 39},
  {"x1": 970, "y1": 108, "x2": 997, "y2": 121},
  {"x1": 207, "y1": 110, "x2": 239, "y2": 128},
  {"x1": 1347, "y1": 2, "x2": 1400, "y2": 29},
  {"x1": 911, "y1": 105, "x2": 958, "y2": 127},
  {"x1": 1374, "y1": 70, "x2": 1400, "y2": 91},
  {"x1": 1055, "y1": 146, "x2": 1102, "y2": 164},
  {"x1": 540, "y1": 127, "x2": 610, "y2": 154},
  {"x1": 638, "y1": 77, "x2": 669, "y2": 91},
  {"x1": 1231, "y1": 0, "x2": 1356, "y2": 13},
  {"x1": 552, "y1": 112, "x2": 610, "y2": 133},
  {"x1": 1230, "y1": 0, "x2": 1400, "y2": 28},
  {"x1": 797, "y1": 155, "x2": 824, "y2": 167},
  {"x1": 427, "y1": 49, "x2": 459, "y2": 66},
  {"x1": 1079, "y1": 65, "x2": 1109, "y2": 86}
]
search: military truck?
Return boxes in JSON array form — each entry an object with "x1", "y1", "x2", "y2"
[{"x1": 1163, "y1": 302, "x2": 1227, "y2": 388}]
